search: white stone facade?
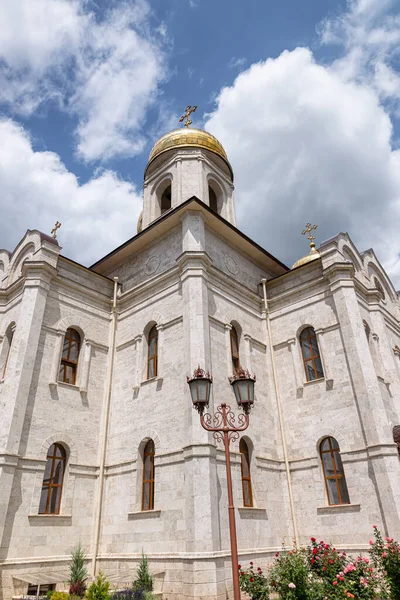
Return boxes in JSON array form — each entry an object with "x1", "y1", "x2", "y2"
[{"x1": 0, "y1": 135, "x2": 400, "y2": 600}]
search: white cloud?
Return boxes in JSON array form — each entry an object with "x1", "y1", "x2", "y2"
[
  {"x1": 0, "y1": 0, "x2": 166, "y2": 162},
  {"x1": 205, "y1": 46, "x2": 400, "y2": 284},
  {"x1": 0, "y1": 119, "x2": 142, "y2": 264}
]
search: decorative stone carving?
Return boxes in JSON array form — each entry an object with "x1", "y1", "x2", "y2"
[
  {"x1": 145, "y1": 255, "x2": 160, "y2": 275},
  {"x1": 224, "y1": 253, "x2": 238, "y2": 275}
]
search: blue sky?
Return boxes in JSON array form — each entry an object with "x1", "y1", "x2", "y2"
[{"x1": 1, "y1": 0, "x2": 400, "y2": 284}]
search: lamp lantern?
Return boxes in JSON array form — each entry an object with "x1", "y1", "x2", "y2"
[
  {"x1": 229, "y1": 368, "x2": 256, "y2": 414},
  {"x1": 187, "y1": 366, "x2": 213, "y2": 414}
]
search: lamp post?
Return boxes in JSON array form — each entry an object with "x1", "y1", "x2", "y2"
[{"x1": 187, "y1": 366, "x2": 256, "y2": 600}]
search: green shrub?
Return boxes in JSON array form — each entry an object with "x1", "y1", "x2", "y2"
[
  {"x1": 69, "y1": 544, "x2": 88, "y2": 597},
  {"x1": 238, "y1": 562, "x2": 269, "y2": 600},
  {"x1": 269, "y1": 547, "x2": 322, "y2": 600},
  {"x1": 86, "y1": 572, "x2": 110, "y2": 600},
  {"x1": 370, "y1": 526, "x2": 400, "y2": 600},
  {"x1": 133, "y1": 552, "x2": 153, "y2": 593},
  {"x1": 47, "y1": 593, "x2": 68, "y2": 600}
]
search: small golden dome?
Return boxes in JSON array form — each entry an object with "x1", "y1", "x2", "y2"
[
  {"x1": 146, "y1": 128, "x2": 231, "y2": 176},
  {"x1": 292, "y1": 246, "x2": 320, "y2": 269}
]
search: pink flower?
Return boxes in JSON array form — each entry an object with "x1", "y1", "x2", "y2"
[
  {"x1": 333, "y1": 581, "x2": 338, "y2": 586},
  {"x1": 369, "y1": 540, "x2": 374, "y2": 545},
  {"x1": 288, "y1": 583, "x2": 296, "y2": 589},
  {"x1": 373, "y1": 525, "x2": 377, "y2": 529}
]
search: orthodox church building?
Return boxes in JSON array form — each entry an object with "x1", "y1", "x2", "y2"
[{"x1": 0, "y1": 122, "x2": 400, "y2": 600}]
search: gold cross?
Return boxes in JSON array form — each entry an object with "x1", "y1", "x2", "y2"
[
  {"x1": 51, "y1": 221, "x2": 62, "y2": 239},
  {"x1": 302, "y1": 223, "x2": 317, "y2": 246},
  {"x1": 179, "y1": 105, "x2": 197, "y2": 127}
]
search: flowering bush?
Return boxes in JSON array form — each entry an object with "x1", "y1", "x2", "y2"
[
  {"x1": 307, "y1": 538, "x2": 347, "y2": 584},
  {"x1": 238, "y1": 562, "x2": 269, "y2": 600},
  {"x1": 269, "y1": 547, "x2": 324, "y2": 600},
  {"x1": 370, "y1": 526, "x2": 400, "y2": 600}
]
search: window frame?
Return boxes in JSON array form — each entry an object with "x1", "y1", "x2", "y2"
[
  {"x1": 299, "y1": 326, "x2": 324, "y2": 382},
  {"x1": 239, "y1": 438, "x2": 253, "y2": 508},
  {"x1": 39, "y1": 443, "x2": 66, "y2": 515},
  {"x1": 320, "y1": 437, "x2": 350, "y2": 506},
  {"x1": 58, "y1": 328, "x2": 81, "y2": 385},
  {"x1": 147, "y1": 325, "x2": 158, "y2": 379},
  {"x1": 230, "y1": 326, "x2": 240, "y2": 374},
  {"x1": 142, "y1": 439, "x2": 155, "y2": 511}
]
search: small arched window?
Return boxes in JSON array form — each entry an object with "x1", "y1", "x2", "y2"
[
  {"x1": 1, "y1": 323, "x2": 15, "y2": 381},
  {"x1": 58, "y1": 328, "x2": 81, "y2": 385},
  {"x1": 230, "y1": 326, "x2": 240, "y2": 373},
  {"x1": 147, "y1": 325, "x2": 158, "y2": 379},
  {"x1": 39, "y1": 443, "x2": 66, "y2": 514},
  {"x1": 161, "y1": 184, "x2": 171, "y2": 214},
  {"x1": 209, "y1": 186, "x2": 218, "y2": 213},
  {"x1": 320, "y1": 437, "x2": 350, "y2": 505},
  {"x1": 240, "y1": 438, "x2": 253, "y2": 507},
  {"x1": 300, "y1": 327, "x2": 324, "y2": 381},
  {"x1": 142, "y1": 439, "x2": 155, "y2": 511}
]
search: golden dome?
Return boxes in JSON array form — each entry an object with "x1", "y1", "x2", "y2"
[
  {"x1": 146, "y1": 128, "x2": 231, "y2": 176},
  {"x1": 292, "y1": 246, "x2": 320, "y2": 269}
]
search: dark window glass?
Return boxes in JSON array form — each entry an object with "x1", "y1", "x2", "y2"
[
  {"x1": 58, "y1": 328, "x2": 81, "y2": 385},
  {"x1": 209, "y1": 186, "x2": 218, "y2": 212},
  {"x1": 161, "y1": 185, "x2": 171, "y2": 214},
  {"x1": 142, "y1": 440, "x2": 155, "y2": 511},
  {"x1": 239, "y1": 438, "x2": 253, "y2": 507},
  {"x1": 39, "y1": 443, "x2": 66, "y2": 514},
  {"x1": 147, "y1": 326, "x2": 158, "y2": 379},
  {"x1": 230, "y1": 326, "x2": 240, "y2": 373},
  {"x1": 320, "y1": 437, "x2": 350, "y2": 505},
  {"x1": 300, "y1": 327, "x2": 324, "y2": 381}
]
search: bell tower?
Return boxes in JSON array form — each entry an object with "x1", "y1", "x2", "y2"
[{"x1": 138, "y1": 112, "x2": 236, "y2": 232}]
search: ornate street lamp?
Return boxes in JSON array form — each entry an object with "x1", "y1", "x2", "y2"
[{"x1": 187, "y1": 365, "x2": 256, "y2": 600}]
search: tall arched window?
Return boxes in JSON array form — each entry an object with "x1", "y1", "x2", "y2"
[
  {"x1": 230, "y1": 326, "x2": 240, "y2": 373},
  {"x1": 240, "y1": 438, "x2": 253, "y2": 507},
  {"x1": 161, "y1": 184, "x2": 171, "y2": 214},
  {"x1": 58, "y1": 328, "x2": 81, "y2": 385},
  {"x1": 147, "y1": 326, "x2": 158, "y2": 379},
  {"x1": 1, "y1": 323, "x2": 15, "y2": 381},
  {"x1": 142, "y1": 439, "x2": 155, "y2": 511},
  {"x1": 39, "y1": 443, "x2": 66, "y2": 514},
  {"x1": 320, "y1": 437, "x2": 350, "y2": 505},
  {"x1": 209, "y1": 186, "x2": 218, "y2": 213},
  {"x1": 299, "y1": 327, "x2": 324, "y2": 381}
]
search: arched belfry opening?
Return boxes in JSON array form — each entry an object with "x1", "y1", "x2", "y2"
[
  {"x1": 161, "y1": 184, "x2": 171, "y2": 214},
  {"x1": 209, "y1": 186, "x2": 218, "y2": 213},
  {"x1": 208, "y1": 180, "x2": 223, "y2": 215}
]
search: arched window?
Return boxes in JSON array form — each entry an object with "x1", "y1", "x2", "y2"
[
  {"x1": 147, "y1": 326, "x2": 158, "y2": 379},
  {"x1": 161, "y1": 184, "x2": 171, "y2": 214},
  {"x1": 142, "y1": 439, "x2": 155, "y2": 511},
  {"x1": 209, "y1": 185, "x2": 218, "y2": 213},
  {"x1": 299, "y1": 327, "x2": 324, "y2": 381},
  {"x1": 320, "y1": 437, "x2": 350, "y2": 505},
  {"x1": 240, "y1": 438, "x2": 253, "y2": 507},
  {"x1": 1, "y1": 323, "x2": 15, "y2": 381},
  {"x1": 39, "y1": 443, "x2": 66, "y2": 514},
  {"x1": 363, "y1": 320, "x2": 371, "y2": 341},
  {"x1": 230, "y1": 325, "x2": 240, "y2": 373},
  {"x1": 58, "y1": 328, "x2": 81, "y2": 385}
]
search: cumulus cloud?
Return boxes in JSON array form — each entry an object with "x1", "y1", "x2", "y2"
[
  {"x1": 0, "y1": 0, "x2": 166, "y2": 162},
  {"x1": 0, "y1": 119, "x2": 142, "y2": 264},
  {"x1": 205, "y1": 44, "x2": 400, "y2": 284}
]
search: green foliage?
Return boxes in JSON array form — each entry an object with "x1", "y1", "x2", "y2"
[
  {"x1": 238, "y1": 562, "x2": 269, "y2": 600},
  {"x1": 48, "y1": 593, "x2": 68, "y2": 600},
  {"x1": 86, "y1": 572, "x2": 110, "y2": 600},
  {"x1": 46, "y1": 590, "x2": 54, "y2": 600},
  {"x1": 133, "y1": 552, "x2": 153, "y2": 593},
  {"x1": 69, "y1": 544, "x2": 88, "y2": 597},
  {"x1": 270, "y1": 547, "x2": 323, "y2": 600},
  {"x1": 370, "y1": 526, "x2": 400, "y2": 600}
]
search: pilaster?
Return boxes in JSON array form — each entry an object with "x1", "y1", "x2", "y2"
[
  {"x1": 324, "y1": 262, "x2": 400, "y2": 536},
  {"x1": 0, "y1": 261, "x2": 56, "y2": 554}
]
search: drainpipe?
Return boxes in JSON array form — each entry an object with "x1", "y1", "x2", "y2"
[
  {"x1": 261, "y1": 278, "x2": 299, "y2": 545},
  {"x1": 91, "y1": 276, "x2": 119, "y2": 576}
]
